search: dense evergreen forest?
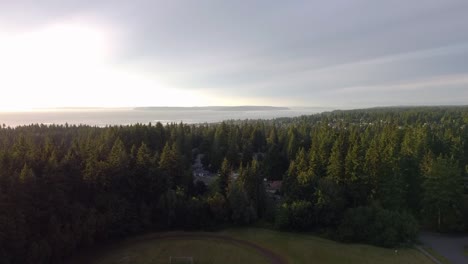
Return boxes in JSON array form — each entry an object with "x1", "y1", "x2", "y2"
[{"x1": 1, "y1": 107, "x2": 468, "y2": 263}]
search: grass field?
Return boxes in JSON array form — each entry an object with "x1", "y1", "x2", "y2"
[
  {"x1": 90, "y1": 237, "x2": 270, "y2": 264},
  {"x1": 220, "y1": 228, "x2": 432, "y2": 264},
  {"x1": 73, "y1": 228, "x2": 433, "y2": 264}
]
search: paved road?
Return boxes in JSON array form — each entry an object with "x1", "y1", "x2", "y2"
[{"x1": 420, "y1": 231, "x2": 468, "y2": 264}]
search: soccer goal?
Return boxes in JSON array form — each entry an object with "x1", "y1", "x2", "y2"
[{"x1": 169, "y1": 256, "x2": 194, "y2": 264}]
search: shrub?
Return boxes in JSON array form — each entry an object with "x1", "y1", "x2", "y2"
[
  {"x1": 275, "y1": 200, "x2": 313, "y2": 230},
  {"x1": 337, "y1": 205, "x2": 418, "y2": 247}
]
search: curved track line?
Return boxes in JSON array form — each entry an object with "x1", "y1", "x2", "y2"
[{"x1": 155, "y1": 233, "x2": 287, "y2": 264}]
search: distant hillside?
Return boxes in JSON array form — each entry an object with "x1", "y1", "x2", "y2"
[{"x1": 134, "y1": 106, "x2": 290, "y2": 111}]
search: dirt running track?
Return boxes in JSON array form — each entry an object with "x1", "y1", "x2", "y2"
[{"x1": 155, "y1": 233, "x2": 288, "y2": 264}]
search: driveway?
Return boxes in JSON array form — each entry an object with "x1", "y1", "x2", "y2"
[{"x1": 420, "y1": 231, "x2": 468, "y2": 264}]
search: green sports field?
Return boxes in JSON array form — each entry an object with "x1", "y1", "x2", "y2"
[
  {"x1": 71, "y1": 228, "x2": 433, "y2": 264},
  {"x1": 89, "y1": 237, "x2": 270, "y2": 264},
  {"x1": 221, "y1": 228, "x2": 432, "y2": 264}
]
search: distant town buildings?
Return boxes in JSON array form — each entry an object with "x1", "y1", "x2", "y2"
[{"x1": 192, "y1": 154, "x2": 215, "y2": 185}]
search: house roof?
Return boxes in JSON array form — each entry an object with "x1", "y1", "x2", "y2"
[{"x1": 267, "y1": 180, "x2": 282, "y2": 190}]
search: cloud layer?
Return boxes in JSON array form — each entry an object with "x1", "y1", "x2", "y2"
[{"x1": 1, "y1": 0, "x2": 468, "y2": 107}]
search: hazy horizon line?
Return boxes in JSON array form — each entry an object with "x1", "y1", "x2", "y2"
[{"x1": 0, "y1": 103, "x2": 467, "y2": 113}]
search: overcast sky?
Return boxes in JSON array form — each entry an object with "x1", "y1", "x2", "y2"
[{"x1": 0, "y1": 0, "x2": 468, "y2": 109}]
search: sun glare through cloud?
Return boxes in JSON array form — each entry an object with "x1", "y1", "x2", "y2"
[{"x1": 0, "y1": 19, "x2": 216, "y2": 111}]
